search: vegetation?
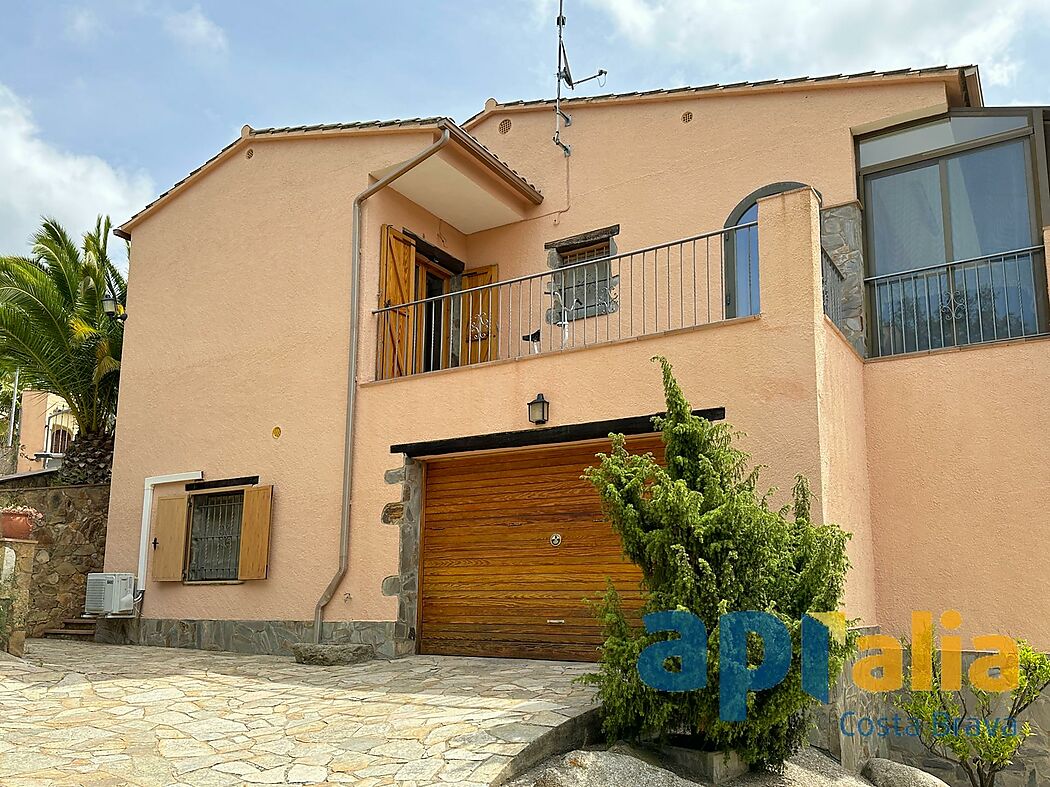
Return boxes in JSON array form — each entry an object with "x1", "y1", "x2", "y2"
[
  {"x1": 0, "y1": 216, "x2": 125, "y2": 483},
  {"x1": 894, "y1": 644, "x2": 1050, "y2": 787},
  {"x1": 582, "y1": 356, "x2": 852, "y2": 769}
]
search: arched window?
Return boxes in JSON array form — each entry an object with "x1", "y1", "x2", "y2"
[
  {"x1": 50, "y1": 427, "x2": 71, "y2": 455},
  {"x1": 723, "y1": 182, "x2": 812, "y2": 318}
]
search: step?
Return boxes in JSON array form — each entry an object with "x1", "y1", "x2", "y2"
[
  {"x1": 62, "y1": 618, "x2": 98, "y2": 628},
  {"x1": 42, "y1": 628, "x2": 96, "y2": 638}
]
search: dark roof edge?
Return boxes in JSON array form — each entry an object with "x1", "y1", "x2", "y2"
[
  {"x1": 462, "y1": 65, "x2": 978, "y2": 127},
  {"x1": 391, "y1": 407, "x2": 725, "y2": 458}
]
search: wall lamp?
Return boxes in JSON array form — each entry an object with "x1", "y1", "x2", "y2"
[
  {"x1": 102, "y1": 292, "x2": 127, "y2": 322},
  {"x1": 528, "y1": 393, "x2": 550, "y2": 425}
]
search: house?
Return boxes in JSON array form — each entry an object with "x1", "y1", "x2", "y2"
[
  {"x1": 15, "y1": 390, "x2": 77, "y2": 474},
  {"x1": 98, "y1": 65, "x2": 1050, "y2": 664}
]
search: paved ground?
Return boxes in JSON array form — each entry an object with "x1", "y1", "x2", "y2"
[{"x1": 0, "y1": 639, "x2": 596, "y2": 786}]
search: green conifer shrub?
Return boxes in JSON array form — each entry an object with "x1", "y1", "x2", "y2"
[{"x1": 582, "y1": 357, "x2": 853, "y2": 769}]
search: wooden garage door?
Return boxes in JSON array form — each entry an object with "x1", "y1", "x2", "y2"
[{"x1": 420, "y1": 435, "x2": 664, "y2": 661}]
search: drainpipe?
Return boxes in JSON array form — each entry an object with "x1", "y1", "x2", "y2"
[
  {"x1": 313, "y1": 127, "x2": 452, "y2": 643},
  {"x1": 138, "y1": 471, "x2": 204, "y2": 593}
]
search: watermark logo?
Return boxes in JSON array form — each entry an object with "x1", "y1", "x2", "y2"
[{"x1": 637, "y1": 609, "x2": 1020, "y2": 722}]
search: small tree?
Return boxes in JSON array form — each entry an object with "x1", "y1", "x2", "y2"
[
  {"x1": 894, "y1": 644, "x2": 1050, "y2": 787},
  {"x1": 583, "y1": 356, "x2": 852, "y2": 769}
]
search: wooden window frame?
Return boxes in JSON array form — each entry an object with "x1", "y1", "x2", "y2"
[{"x1": 150, "y1": 484, "x2": 273, "y2": 585}]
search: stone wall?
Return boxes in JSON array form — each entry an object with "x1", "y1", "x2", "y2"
[
  {"x1": 95, "y1": 617, "x2": 398, "y2": 659},
  {"x1": 379, "y1": 456, "x2": 423, "y2": 658},
  {"x1": 819, "y1": 203, "x2": 866, "y2": 355},
  {"x1": 0, "y1": 484, "x2": 108, "y2": 635},
  {"x1": 0, "y1": 469, "x2": 59, "y2": 490},
  {"x1": 0, "y1": 538, "x2": 37, "y2": 656}
]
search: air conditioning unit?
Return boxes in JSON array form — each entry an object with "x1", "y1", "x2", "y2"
[{"x1": 85, "y1": 573, "x2": 136, "y2": 616}]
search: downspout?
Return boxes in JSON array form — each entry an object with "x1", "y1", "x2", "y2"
[{"x1": 313, "y1": 127, "x2": 452, "y2": 643}]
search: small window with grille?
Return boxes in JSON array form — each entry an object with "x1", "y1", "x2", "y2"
[
  {"x1": 186, "y1": 491, "x2": 245, "y2": 582},
  {"x1": 546, "y1": 228, "x2": 620, "y2": 324}
]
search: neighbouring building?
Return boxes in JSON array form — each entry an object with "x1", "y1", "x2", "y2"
[
  {"x1": 99, "y1": 65, "x2": 1050, "y2": 675},
  {"x1": 15, "y1": 390, "x2": 77, "y2": 474}
]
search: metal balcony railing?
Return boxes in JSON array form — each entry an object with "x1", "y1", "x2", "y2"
[
  {"x1": 822, "y1": 248, "x2": 847, "y2": 329},
  {"x1": 866, "y1": 246, "x2": 1048, "y2": 357},
  {"x1": 374, "y1": 223, "x2": 758, "y2": 379}
]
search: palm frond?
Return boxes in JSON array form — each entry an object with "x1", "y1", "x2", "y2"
[{"x1": 0, "y1": 216, "x2": 123, "y2": 435}]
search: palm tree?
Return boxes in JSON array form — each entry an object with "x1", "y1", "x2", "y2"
[{"x1": 0, "y1": 216, "x2": 125, "y2": 483}]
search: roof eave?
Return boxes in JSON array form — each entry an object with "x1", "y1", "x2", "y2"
[
  {"x1": 462, "y1": 66, "x2": 980, "y2": 129},
  {"x1": 115, "y1": 118, "x2": 541, "y2": 239}
]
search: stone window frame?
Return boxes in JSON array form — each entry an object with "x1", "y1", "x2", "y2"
[{"x1": 543, "y1": 225, "x2": 620, "y2": 324}]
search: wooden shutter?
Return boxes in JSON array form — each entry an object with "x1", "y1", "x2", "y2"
[
  {"x1": 238, "y1": 485, "x2": 273, "y2": 580},
  {"x1": 460, "y1": 264, "x2": 499, "y2": 365},
  {"x1": 151, "y1": 495, "x2": 189, "y2": 581},
  {"x1": 379, "y1": 225, "x2": 417, "y2": 379}
]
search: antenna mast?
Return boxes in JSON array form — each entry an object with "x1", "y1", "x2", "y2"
[{"x1": 553, "y1": 0, "x2": 606, "y2": 156}]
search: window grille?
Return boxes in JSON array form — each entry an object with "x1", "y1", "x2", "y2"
[
  {"x1": 548, "y1": 241, "x2": 618, "y2": 323},
  {"x1": 186, "y1": 491, "x2": 244, "y2": 582}
]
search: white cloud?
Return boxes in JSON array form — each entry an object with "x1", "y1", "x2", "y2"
[
  {"x1": 0, "y1": 83, "x2": 155, "y2": 258},
  {"x1": 163, "y1": 5, "x2": 228, "y2": 53},
  {"x1": 580, "y1": 0, "x2": 1050, "y2": 88},
  {"x1": 65, "y1": 8, "x2": 102, "y2": 43}
]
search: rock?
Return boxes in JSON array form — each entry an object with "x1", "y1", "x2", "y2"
[
  {"x1": 290, "y1": 643, "x2": 374, "y2": 666},
  {"x1": 509, "y1": 750, "x2": 697, "y2": 787},
  {"x1": 862, "y1": 758, "x2": 951, "y2": 787},
  {"x1": 512, "y1": 747, "x2": 874, "y2": 787}
]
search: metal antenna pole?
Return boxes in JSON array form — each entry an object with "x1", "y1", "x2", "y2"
[
  {"x1": 553, "y1": 0, "x2": 572, "y2": 156},
  {"x1": 552, "y1": 0, "x2": 606, "y2": 157}
]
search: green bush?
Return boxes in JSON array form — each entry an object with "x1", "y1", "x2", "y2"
[
  {"x1": 582, "y1": 357, "x2": 852, "y2": 768},
  {"x1": 894, "y1": 644, "x2": 1050, "y2": 787}
]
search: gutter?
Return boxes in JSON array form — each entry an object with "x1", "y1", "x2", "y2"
[{"x1": 313, "y1": 127, "x2": 452, "y2": 643}]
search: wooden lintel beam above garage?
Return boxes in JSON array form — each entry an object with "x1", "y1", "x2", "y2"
[{"x1": 391, "y1": 407, "x2": 725, "y2": 458}]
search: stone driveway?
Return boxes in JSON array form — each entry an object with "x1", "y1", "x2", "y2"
[{"x1": 0, "y1": 640, "x2": 597, "y2": 786}]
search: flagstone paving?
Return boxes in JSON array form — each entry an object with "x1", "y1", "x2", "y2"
[{"x1": 0, "y1": 640, "x2": 596, "y2": 786}]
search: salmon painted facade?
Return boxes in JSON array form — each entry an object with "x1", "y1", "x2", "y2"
[{"x1": 98, "y1": 65, "x2": 1050, "y2": 663}]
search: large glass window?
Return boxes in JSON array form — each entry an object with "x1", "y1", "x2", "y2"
[
  {"x1": 946, "y1": 141, "x2": 1032, "y2": 260},
  {"x1": 863, "y1": 130, "x2": 1044, "y2": 356},
  {"x1": 867, "y1": 162, "x2": 945, "y2": 276},
  {"x1": 867, "y1": 139, "x2": 1033, "y2": 275},
  {"x1": 858, "y1": 114, "x2": 1029, "y2": 169},
  {"x1": 727, "y1": 202, "x2": 760, "y2": 318}
]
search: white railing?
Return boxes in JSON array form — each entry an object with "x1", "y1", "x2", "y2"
[{"x1": 374, "y1": 223, "x2": 758, "y2": 379}]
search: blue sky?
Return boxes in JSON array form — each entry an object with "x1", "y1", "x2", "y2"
[{"x1": 2, "y1": 0, "x2": 1049, "y2": 257}]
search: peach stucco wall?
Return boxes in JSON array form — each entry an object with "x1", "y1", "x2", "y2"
[
  {"x1": 106, "y1": 79, "x2": 977, "y2": 637},
  {"x1": 816, "y1": 322, "x2": 877, "y2": 624},
  {"x1": 865, "y1": 336, "x2": 1050, "y2": 649}
]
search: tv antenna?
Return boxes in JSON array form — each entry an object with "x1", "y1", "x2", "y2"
[{"x1": 553, "y1": 0, "x2": 606, "y2": 156}]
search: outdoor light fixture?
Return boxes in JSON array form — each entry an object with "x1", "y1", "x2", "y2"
[
  {"x1": 528, "y1": 393, "x2": 549, "y2": 425},
  {"x1": 102, "y1": 292, "x2": 126, "y2": 322}
]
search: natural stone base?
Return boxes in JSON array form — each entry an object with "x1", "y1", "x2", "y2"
[
  {"x1": 95, "y1": 617, "x2": 405, "y2": 659},
  {"x1": 863, "y1": 758, "x2": 950, "y2": 787},
  {"x1": 647, "y1": 743, "x2": 747, "y2": 784},
  {"x1": 291, "y1": 642, "x2": 375, "y2": 666}
]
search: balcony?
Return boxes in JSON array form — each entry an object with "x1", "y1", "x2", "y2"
[
  {"x1": 374, "y1": 223, "x2": 758, "y2": 380},
  {"x1": 865, "y1": 246, "x2": 1048, "y2": 357}
]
